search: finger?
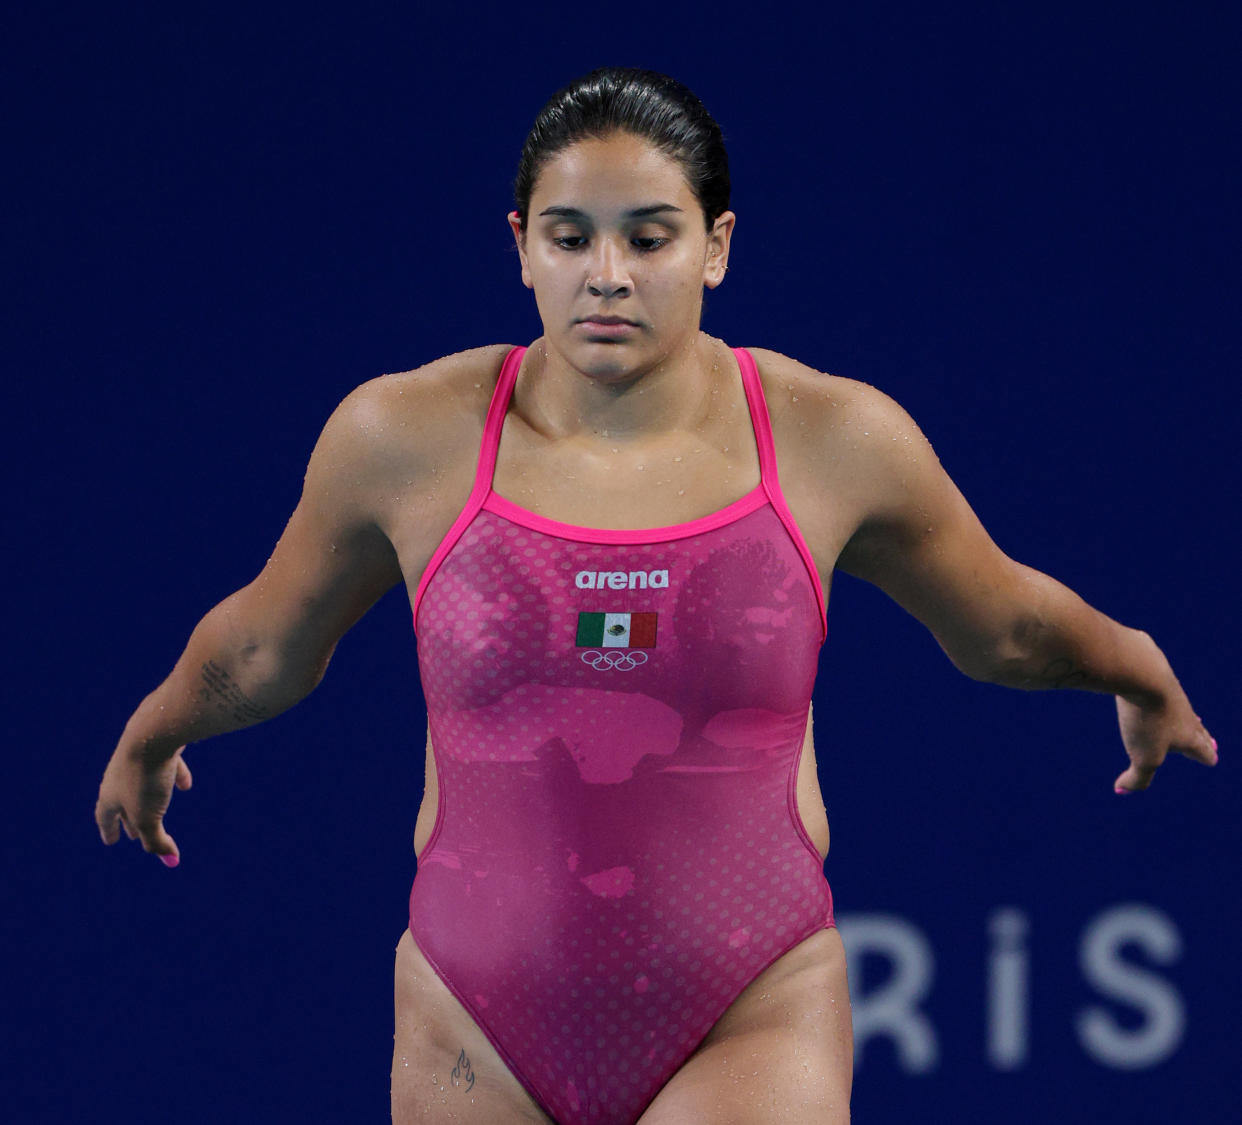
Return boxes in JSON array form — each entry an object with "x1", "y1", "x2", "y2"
[
  {"x1": 1178, "y1": 728, "x2": 1219, "y2": 766},
  {"x1": 126, "y1": 812, "x2": 180, "y2": 864},
  {"x1": 175, "y1": 756, "x2": 193, "y2": 791},
  {"x1": 132, "y1": 808, "x2": 175, "y2": 852},
  {"x1": 1162, "y1": 727, "x2": 1217, "y2": 767},
  {"x1": 140, "y1": 828, "x2": 181, "y2": 867},
  {"x1": 1114, "y1": 763, "x2": 1156, "y2": 794},
  {"x1": 97, "y1": 804, "x2": 121, "y2": 846}
]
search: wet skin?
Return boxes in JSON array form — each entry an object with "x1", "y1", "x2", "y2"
[
  {"x1": 99, "y1": 129, "x2": 1216, "y2": 1125},
  {"x1": 391, "y1": 336, "x2": 850, "y2": 1124}
]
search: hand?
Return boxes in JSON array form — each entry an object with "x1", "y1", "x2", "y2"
[
  {"x1": 1114, "y1": 684, "x2": 1217, "y2": 794},
  {"x1": 96, "y1": 741, "x2": 194, "y2": 865}
]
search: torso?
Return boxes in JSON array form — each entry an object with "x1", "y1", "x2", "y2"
[
  {"x1": 366, "y1": 335, "x2": 865, "y2": 869},
  {"x1": 372, "y1": 335, "x2": 868, "y2": 1121}
]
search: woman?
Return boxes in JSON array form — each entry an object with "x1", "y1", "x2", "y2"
[{"x1": 96, "y1": 68, "x2": 1216, "y2": 1124}]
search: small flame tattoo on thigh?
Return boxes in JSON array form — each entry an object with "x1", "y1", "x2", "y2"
[{"x1": 451, "y1": 1047, "x2": 476, "y2": 1093}]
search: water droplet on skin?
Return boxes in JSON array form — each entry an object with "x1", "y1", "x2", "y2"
[
  {"x1": 673, "y1": 456, "x2": 682, "y2": 462},
  {"x1": 792, "y1": 396, "x2": 799, "y2": 402},
  {"x1": 678, "y1": 490, "x2": 685, "y2": 496}
]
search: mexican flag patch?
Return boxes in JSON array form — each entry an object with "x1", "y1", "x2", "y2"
[{"x1": 576, "y1": 612, "x2": 658, "y2": 649}]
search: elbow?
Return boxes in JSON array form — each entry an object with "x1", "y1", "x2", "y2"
[
  {"x1": 208, "y1": 588, "x2": 338, "y2": 710},
  {"x1": 944, "y1": 643, "x2": 1008, "y2": 684},
  {"x1": 940, "y1": 612, "x2": 1048, "y2": 687},
  {"x1": 248, "y1": 638, "x2": 333, "y2": 708}
]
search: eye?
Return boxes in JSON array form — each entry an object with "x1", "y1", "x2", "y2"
[
  {"x1": 552, "y1": 235, "x2": 587, "y2": 250},
  {"x1": 632, "y1": 237, "x2": 669, "y2": 252}
]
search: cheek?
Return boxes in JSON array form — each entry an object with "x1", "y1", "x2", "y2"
[
  {"x1": 529, "y1": 260, "x2": 574, "y2": 301},
  {"x1": 663, "y1": 270, "x2": 704, "y2": 305}
]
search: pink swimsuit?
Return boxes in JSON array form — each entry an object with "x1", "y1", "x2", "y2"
[{"x1": 410, "y1": 345, "x2": 834, "y2": 1124}]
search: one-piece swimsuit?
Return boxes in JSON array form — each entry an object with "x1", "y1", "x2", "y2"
[{"x1": 410, "y1": 344, "x2": 834, "y2": 1124}]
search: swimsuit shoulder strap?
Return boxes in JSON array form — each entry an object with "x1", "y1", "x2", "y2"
[
  {"x1": 474, "y1": 344, "x2": 526, "y2": 497},
  {"x1": 412, "y1": 345, "x2": 525, "y2": 627},
  {"x1": 733, "y1": 346, "x2": 782, "y2": 491},
  {"x1": 733, "y1": 346, "x2": 828, "y2": 635}
]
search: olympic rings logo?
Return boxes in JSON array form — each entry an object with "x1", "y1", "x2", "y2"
[{"x1": 580, "y1": 649, "x2": 649, "y2": 672}]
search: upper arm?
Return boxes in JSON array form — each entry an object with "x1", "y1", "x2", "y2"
[
  {"x1": 229, "y1": 381, "x2": 405, "y2": 673},
  {"x1": 830, "y1": 384, "x2": 1034, "y2": 676}
]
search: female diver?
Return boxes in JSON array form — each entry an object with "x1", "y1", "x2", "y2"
[{"x1": 96, "y1": 68, "x2": 1217, "y2": 1124}]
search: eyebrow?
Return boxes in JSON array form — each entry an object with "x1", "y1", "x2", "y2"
[{"x1": 536, "y1": 204, "x2": 685, "y2": 219}]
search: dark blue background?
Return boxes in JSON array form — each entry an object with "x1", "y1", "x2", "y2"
[{"x1": 6, "y1": 2, "x2": 1237, "y2": 1122}]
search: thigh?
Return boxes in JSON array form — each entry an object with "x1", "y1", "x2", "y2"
[
  {"x1": 636, "y1": 927, "x2": 853, "y2": 1125},
  {"x1": 391, "y1": 930, "x2": 555, "y2": 1125}
]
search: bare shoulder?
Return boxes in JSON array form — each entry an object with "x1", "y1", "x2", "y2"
[
  {"x1": 741, "y1": 347, "x2": 951, "y2": 564},
  {"x1": 745, "y1": 346, "x2": 931, "y2": 460},
  {"x1": 313, "y1": 344, "x2": 513, "y2": 479}
]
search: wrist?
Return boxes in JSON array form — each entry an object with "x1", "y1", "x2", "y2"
[
  {"x1": 121, "y1": 696, "x2": 190, "y2": 762},
  {"x1": 1116, "y1": 630, "x2": 1173, "y2": 710}
]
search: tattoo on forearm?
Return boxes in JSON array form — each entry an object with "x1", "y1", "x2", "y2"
[
  {"x1": 451, "y1": 1047, "x2": 476, "y2": 1093},
  {"x1": 199, "y1": 660, "x2": 269, "y2": 723},
  {"x1": 1041, "y1": 657, "x2": 1088, "y2": 690}
]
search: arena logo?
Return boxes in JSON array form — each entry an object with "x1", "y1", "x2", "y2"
[
  {"x1": 839, "y1": 903, "x2": 1186, "y2": 1073},
  {"x1": 575, "y1": 569, "x2": 669, "y2": 590}
]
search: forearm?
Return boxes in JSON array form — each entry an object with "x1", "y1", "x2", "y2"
[
  {"x1": 968, "y1": 565, "x2": 1172, "y2": 703},
  {"x1": 120, "y1": 587, "x2": 328, "y2": 761}
]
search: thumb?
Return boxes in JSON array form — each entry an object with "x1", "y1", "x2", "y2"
[
  {"x1": 1186, "y1": 729, "x2": 1219, "y2": 767},
  {"x1": 139, "y1": 820, "x2": 181, "y2": 867},
  {"x1": 154, "y1": 836, "x2": 181, "y2": 868},
  {"x1": 1113, "y1": 763, "x2": 1155, "y2": 795},
  {"x1": 174, "y1": 755, "x2": 193, "y2": 791}
]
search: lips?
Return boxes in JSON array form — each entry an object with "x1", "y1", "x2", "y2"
[
  {"x1": 575, "y1": 315, "x2": 640, "y2": 341},
  {"x1": 578, "y1": 316, "x2": 639, "y2": 326}
]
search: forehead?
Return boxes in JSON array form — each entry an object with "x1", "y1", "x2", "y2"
[{"x1": 530, "y1": 132, "x2": 696, "y2": 214}]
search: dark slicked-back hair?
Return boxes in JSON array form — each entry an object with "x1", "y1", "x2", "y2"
[{"x1": 514, "y1": 67, "x2": 730, "y2": 233}]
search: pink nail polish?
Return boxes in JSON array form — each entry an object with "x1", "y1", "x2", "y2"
[
  {"x1": 1211, "y1": 737, "x2": 1218, "y2": 753},
  {"x1": 160, "y1": 854, "x2": 180, "y2": 868},
  {"x1": 1114, "y1": 786, "x2": 1132, "y2": 795}
]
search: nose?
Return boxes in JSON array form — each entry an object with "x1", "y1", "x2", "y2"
[{"x1": 586, "y1": 238, "x2": 632, "y2": 299}]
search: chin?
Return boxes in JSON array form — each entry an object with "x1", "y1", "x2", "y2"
[{"x1": 568, "y1": 341, "x2": 648, "y2": 383}]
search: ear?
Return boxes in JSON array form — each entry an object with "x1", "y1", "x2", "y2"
[
  {"x1": 507, "y1": 211, "x2": 534, "y2": 289},
  {"x1": 702, "y1": 210, "x2": 735, "y2": 289}
]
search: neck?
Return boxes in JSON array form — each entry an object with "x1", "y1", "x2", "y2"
[{"x1": 516, "y1": 333, "x2": 724, "y2": 442}]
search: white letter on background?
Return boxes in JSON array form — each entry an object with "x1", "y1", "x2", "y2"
[
  {"x1": 838, "y1": 914, "x2": 939, "y2": 1073},
  {"x1": 986, "y1": 907, "x2": 1030, "y2": 1069},
  {"x1": 1076, "y1": 903, "x2": 1185, "y2": 1069}
]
